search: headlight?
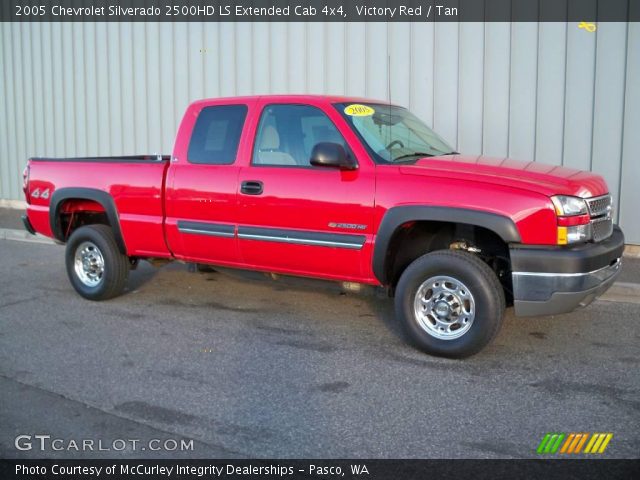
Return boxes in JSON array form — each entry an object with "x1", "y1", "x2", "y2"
[
  {"x1": 551, "y1": 195, "x2": 592, "y2": 245},
  {"x1": 551, "y1": 195, "x2": 588, "y2": 216}
]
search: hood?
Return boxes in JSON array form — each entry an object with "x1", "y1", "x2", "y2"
[{"x1": 399, "y1": 155, "x2": 608, "y2": 198}]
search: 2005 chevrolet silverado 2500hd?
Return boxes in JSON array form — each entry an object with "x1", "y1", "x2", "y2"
[{"x1": 22, "y1": 95, "x2": 624, "y2": 358}]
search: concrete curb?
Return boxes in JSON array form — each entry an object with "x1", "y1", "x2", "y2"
[
  {"x1": 625, "y1": 245, "x2": 640, "y2": 258},
  {"x1": 599, "y1": 282, "x2": 640, "y2": 305},
  {"x1": 0, "y1": 227, "x2": 55, "y2": 245},
  {"x1": 0, "y1": 199, "x2": 27, "y2": 209}
]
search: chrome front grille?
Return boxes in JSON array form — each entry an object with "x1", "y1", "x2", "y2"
[
  {"x1": 586, "y1": 195, "x2": 612, "y2": 217},
  {"x1": 586, "y1": 194, "x2": 613, "y2": 242},
  {"x1": 591, "y1": 216, "x2": 613, "y2": 242}
]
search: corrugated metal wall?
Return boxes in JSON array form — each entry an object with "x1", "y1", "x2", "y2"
[{"x1": 1, "y1": 21, "x2": 639, "y2": 243}]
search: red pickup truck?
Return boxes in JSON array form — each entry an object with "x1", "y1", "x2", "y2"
[{"x1": 22, "y1": 95, "x2": 624, "y2": 358}]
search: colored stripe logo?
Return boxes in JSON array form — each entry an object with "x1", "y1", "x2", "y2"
[
  {"x1": 537, "y1": 433, "x2": 613, "y2": 454},
  {"x1": 583, "y1": 433, "x2": 614, "y2": 454}
]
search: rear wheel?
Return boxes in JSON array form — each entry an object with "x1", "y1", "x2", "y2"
[
  {"x1": 395, "y1": 250, "x2": 505, "y2": 358},
  {"x1": 65, "y1": 225, "x2": 129, "y2": 300}
]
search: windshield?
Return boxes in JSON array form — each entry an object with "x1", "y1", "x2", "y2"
[{"x1": 335, "y1": 103, "x2": 456, "y2": 163}]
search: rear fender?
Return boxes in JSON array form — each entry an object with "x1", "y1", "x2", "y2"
[{"x1": 49, "y1": 188, "x2": 126, "y2": 254}]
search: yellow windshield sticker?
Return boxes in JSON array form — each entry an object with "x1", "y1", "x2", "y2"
[{"x1": 344, "y1": 104, "x2": 375, "y2": 117}]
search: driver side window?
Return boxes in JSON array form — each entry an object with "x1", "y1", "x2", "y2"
[{"x1": 253, "y1": 104, "x2": 349, "y2": 167}]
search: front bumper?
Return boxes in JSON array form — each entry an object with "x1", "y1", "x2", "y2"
[{"x1": 510, "y1": 226, "x2": 624, "y2": 317}]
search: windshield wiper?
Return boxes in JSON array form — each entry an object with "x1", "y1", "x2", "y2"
[{"x1": 392, "y1": 152, "x2": 435, "y2": 162}]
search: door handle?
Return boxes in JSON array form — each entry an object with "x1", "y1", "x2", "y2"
[{"x1": 240, "y1": 180, "x2": 263, "y2": 195}]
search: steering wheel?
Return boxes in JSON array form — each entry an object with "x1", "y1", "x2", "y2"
[{"x1": 386, "y1": 139, "x2": 404, "y2": 150}]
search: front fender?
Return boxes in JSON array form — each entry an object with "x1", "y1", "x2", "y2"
[{"x1": 372, "y1": 206, "x2": 521, "y2": 284}]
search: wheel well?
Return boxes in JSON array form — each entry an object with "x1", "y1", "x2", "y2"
[
  {"x1": 58, "y1": 199, "x2": 110, "y2": 241},
  {"x1": 385, "y1": 221, "x2": 513, "y2": 302},
  {"x1": 50, "y1": 188, "x2": 127, "y2": 255}
]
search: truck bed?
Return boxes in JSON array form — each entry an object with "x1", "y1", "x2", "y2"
[{"x1": 26, "y1": 155, "x2": 172, "y2": 257}]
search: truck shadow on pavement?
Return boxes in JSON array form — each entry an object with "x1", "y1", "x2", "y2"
[
  {"x1": 124, "y1": 261, "x2": 161, "y2": 293},
  {"x1": 118, "y1": 257, "x2": 638, "y2": 372}
]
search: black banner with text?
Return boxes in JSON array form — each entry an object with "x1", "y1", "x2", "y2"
[
  {"x1": 2, "y1": 459, "x2": 640, "y2": 480},
  {"x1": 1, "y1": 0, "x2": 637, "y2": 22}
]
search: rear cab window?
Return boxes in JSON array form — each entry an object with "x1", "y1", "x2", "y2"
[{"x1": 188, "y1": 105, "x2": 248, "y2": 165}]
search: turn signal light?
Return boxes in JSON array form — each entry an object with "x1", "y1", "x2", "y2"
[{"x1": 557, "y1": 224, "x2": 592, "y2": 245}]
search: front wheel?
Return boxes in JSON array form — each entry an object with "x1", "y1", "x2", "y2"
[
  {"x1": 65, "y1": 224, "x2": 129, "y2": 301},
  {"x1": 395, "y1": 250, "x2": 505, "y2": 358}
]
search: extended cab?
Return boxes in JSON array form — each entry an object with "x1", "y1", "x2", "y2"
[{"x1": 22, "y1": 95, "x2": 624, "y2": 357}]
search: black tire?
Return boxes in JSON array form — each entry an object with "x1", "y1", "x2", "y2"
[
  {"x1": 65, "y1": 224, "x2": 129, "y2": 301},
  {"x1": 395, "y1": 250, "x2": 505, "y2": 358}
]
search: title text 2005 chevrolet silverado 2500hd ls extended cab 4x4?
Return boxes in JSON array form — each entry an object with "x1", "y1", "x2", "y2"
[{"x1": 22, "y1": 95, "x2": 624, "y2": 358}]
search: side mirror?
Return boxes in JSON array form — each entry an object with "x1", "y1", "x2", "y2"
[{"x1": 310, "y1": 143, "x2": 357, "y2": 170}]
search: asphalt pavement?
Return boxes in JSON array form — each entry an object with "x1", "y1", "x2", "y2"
[{"x1": 0, "y1": 238, "x2": 638, "y2": 459}]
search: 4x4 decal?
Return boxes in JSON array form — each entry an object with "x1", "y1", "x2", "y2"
[{"x1": 31, "y1": 188, "x2": 50, "y2": 199}]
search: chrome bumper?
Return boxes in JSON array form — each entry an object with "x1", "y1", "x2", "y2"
[
  {"x1": 512, "y1": 259, "x2": 622, "y2": 316},
  {"x1": 510, "y1": 226, "x2": 625, "y2": 317}
]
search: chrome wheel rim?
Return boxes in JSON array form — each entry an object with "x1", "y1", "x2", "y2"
[
  {"x1": 74, "y1": 241, "x2": 104, "y2": 287},
  {"x1": 413, "y1": 275, "x2": 476, "y2": 340}
]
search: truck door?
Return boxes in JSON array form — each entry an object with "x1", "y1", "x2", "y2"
[
  {"x1": 164, "y1": 102, "x2": 251, "y2": 266},
  {"x1": 236, "y1": 101, "x2": 376, "y2": 283}
]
